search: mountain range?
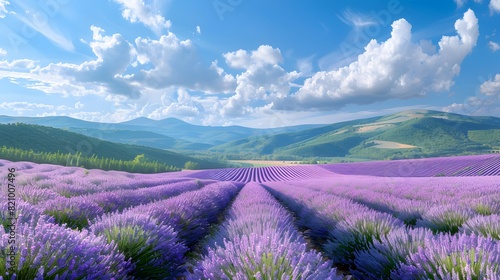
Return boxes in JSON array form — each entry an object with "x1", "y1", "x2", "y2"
[{"x1": 1, "y1": 109, "x2": 499, "y2": 162}]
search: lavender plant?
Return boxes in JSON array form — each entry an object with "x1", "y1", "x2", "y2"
[
  {"x1": 352, "y1": 227, "x2": 433, "y2": 279},
  {"x1": 392, "y1": 233, "x2": 500, "y2": 279},
  {"x1": 90, "y1": 212, "x2": 187, "y2": 279},
  {"x1": 416, "y1": 204, "x2": 476, "y2": 234},
  {"x1": 0, "y1": 216, "x2": 133, "y2": 279},
  {"x1": 460, "y1": 214, "x2": 500, "y2": 240},
  {"x1": 323, "y1": 211, "x2": 404, "y2": 265},
  {"x1": 189, "y1": 182, "x2": 340, "y2": 280},
  {"x1": 41, "y1": 197, "x2": 104, "y2": 229}
]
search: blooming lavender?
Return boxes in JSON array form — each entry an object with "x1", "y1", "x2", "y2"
[
  {"x1": 416, "y1": 204, "x2": 476, "y2": 234},
  {"x1": 80, "y1": 179, "x2": 204, "y2": 213},
  {"x1": 0, "y1": 216, "x2": 133, "y2": 279},
  {"x1": 392, "y1": 233, "x2": 500, "y2": 279},
  {"x1": 323, "y1": 211, "x2": 404, "y2": 265},
  {"x1": 41, "y1": 196, "x2": 104, "y2": 229},
  {"x1": 352, "y1": 227, "x2": 433, "y2": 279},
  {"x1": 460, "y1": 214, "x2": 500, "y2": 240},
  {"x1": 90, "y1": 211, "x2": 187, "y2": 279},
  {"x1": 189, "y1": 182, "x2": 340, "y2": 280},
  {"x1": 131, "y1": 181, "x2": 243, "y2": 247}
]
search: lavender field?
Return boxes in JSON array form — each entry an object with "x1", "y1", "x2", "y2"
[{"x1": 1, "y1": 154, "x2": 500, "y2": 279}]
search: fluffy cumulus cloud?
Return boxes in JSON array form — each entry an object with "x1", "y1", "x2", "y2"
[
  {"x1": 220, "y1": 45, "x2": 300, "y2": 117},
  {"x1": 444, "y1": 74, "x2": 500, "y2": 115},
  {"x1": 490, "y1": 0, "x2": 500, "y2": 13},
  {"x1": 0, "y1": 26, "x2": 139, "y2": 98},
  {"x1": 147, "y1": 88, "x2": 205, "y2": 121},
  {"x1": 0, "y1": 0, "x2": 9, "y2": 18},
  {"x1": 113, "y1": 0, "x2": 170, "y2": 34},
  {"x1": 489, "y1": 41, "x2": 500, "y2": 52},
  {"x1": 130, "y1": 32, "x2": 236, "y2": 93},
  {"x1": 279, "y1": 9, "x2": 479, "y2": 111}
]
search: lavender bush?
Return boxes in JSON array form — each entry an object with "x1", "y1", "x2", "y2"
[
  {"x1": 323, "y1": 211, "x2": 404, "y2": 265},
  {"x1": 0, "y1": 216, "x2": 132, "y2": 279},
  {"x1": 352, "y1": 227, "x2": 433, "y2": 279},
  {"x1": 41, "y1": 197, "x2": 104, "y2": 229},
  {"x1": 460, "y1": 214, "x2": 500, "y2": 240},
  {"x1": 189, "y1": 182, "x2": 340, "y2": 280},
  {"x1": 392, "y1": 233, "x2": 500, "y2": 279},
  {"x1": 416, "y1": 204, "x2": 476, "y2": 234},
  {"x1": 90, "y1": 212, "x2": 187, "y2": 279}
]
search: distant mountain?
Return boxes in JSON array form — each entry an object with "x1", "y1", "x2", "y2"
[
  {"x1": 0, "y1": 115, "x2": 323, "y2": 149},
  {"x1": 0, "y1": 123, "x2": 226, "y2": 169},
  {"x1": 2, "y1": 110, "x2": 499, "y2": 161},
  {"x1": 210, "y1": 110, "x2": 500, "y2": 160}
]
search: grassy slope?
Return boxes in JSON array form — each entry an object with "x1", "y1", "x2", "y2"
[{"x1": 0, "y1": 123, "x2": 226, "y2": 169}]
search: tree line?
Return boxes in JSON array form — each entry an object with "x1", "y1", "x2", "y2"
[{"x1": 0, "y1": 146, "x2": 180, "y2": 173}]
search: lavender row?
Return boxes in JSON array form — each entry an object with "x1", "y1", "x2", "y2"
[
  {"x1": 264, "y1": 181, "x2": 405, "y2": 267},
  {"x1": 86, "y1": 181, "x2": 243, "y2": 278},
  {"x1": 189, "y1": 182, "x2": 340, "y2": 280},
  {"x1": 320, "y1": 154, "x2": 500, "y2": 177},
  {"x1": 295, "y1": 177, "x2": 499, "y2": 229},
  {"x1": 1, "y1": 216, "x2": 133, "y2": 279},
  {"x1": 33, "y1": 179, "x2": 210, "y2": 230},
  {"x1": 1, "y1": 159, "x2": 192, "y2": 197},
  {"x1": 189, "y1": 165, "x2": 334, "y2": 183},
  {"x1": 353, "y1": 226, "x2": 500, "y2": 279}
]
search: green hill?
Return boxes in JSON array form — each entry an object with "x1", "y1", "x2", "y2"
[
  {"x1": 0, "y1": 123, "x2": 226, "y2": 169},
  {"x1": 210, "y1": 110, "x2": 500, "y2": 160}
]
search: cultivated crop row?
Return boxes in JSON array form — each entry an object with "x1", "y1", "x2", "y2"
[
  {"x1": 190, "y1": 165, "x2": 334, "y2": 183},
  {"x1": 189, "y1": 182, "x2": 340, "y2": 279},
  {"x1": 320, "y1": 154, "x2": 500, "y2": 177},
  {"x1": 265, "y1": 179, "x2": 500, "y2": 279}
]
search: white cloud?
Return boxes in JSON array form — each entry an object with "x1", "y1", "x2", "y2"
[
  {"x1": 490, "y1": 41, "x2": 500, "y2": 51},
  {"x1": 130, "y1": 32, "x2": 236, "y2": 93},
  {"x1": 13, "y1": 10, "x2": 74, "y2": 51},
  {"x1": 113, "y1": 0, "x2": 171, "y2": 35},
  {"x1": 279, "y1": 9, "x2": 478, "y2": 111},
  {"x1": 454, "y1": 0, "x2": 484, "y2": 7},
  {"x1": 0, "y1": 59, "x2": 37, "y2": 69},
  {"x1": 75, "y1": 101, "x2": 84, "y2": 109},
  {"x1": 0, "y1": 0, "x2": 9, "y2": 18},
  {"x1": 490, "y1": 0, "x2": 500, "y2": 13},
  {"x1": 196, "y1": 25, "x2": 201, "y2": 34},
  {"x1": 0, "y1": 48, "x2": 7, "y2": 56},
  {"x1": 0, "y1": 26, "x2": 139, "y2": 98},
  {"x1": 338, "y1": 8, "x2": 377, "y2": 29},
  {"x1": 0, "y1": 101, "x2": 71, "y2": 113},
  {"x1": 221, "y1": 45, "x2": 300, "y2": 117},
  {"x1": 480, "y1": 74, "x2": 500, "y2": 95},
  {"x1": 444, "y1": 74, "x2": 500, "y2": 115},
  {"x1": 454, "y1": 0, "x2": 467, "y2": 7}
]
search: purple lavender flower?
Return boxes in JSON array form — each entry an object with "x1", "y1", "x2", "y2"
[
  {"x1": 323, "y1": 211, "x2": 405, "y2": 265},
  {"x1": 460, "y1": 214, "x2": 500, "y2": 240},
  {"x1": 41, "y1": 196, "x2": 104, "y2": 229},
  {"x1": 416, "y1": 204, "x2": 476, "y2": 234},
  {"x1": 352, "y1": 227, "x2": 433, "y2": 279},
  {"x1": 90, "y1": 211, "x2": 187, "y2": 279},
  {"x1": 1, "y1": 216, "x2": 132, "y2": 279},
  {"x1": 392, "y1": 233, "x2": 500, "y2": 279},
  {"x1": 189, "y1": 182, "x2": 340, "y2": 280}
]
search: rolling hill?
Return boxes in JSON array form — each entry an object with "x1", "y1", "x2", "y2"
[
  {"x1": 209, "y1": 110, "x2": 500, "y2": 160},
  {"x1": 0, "y1": 123, "x2": 226, "y2": 169},
  {"x1": 0, "y1": 115, "x2": 323, "y2": 149}
]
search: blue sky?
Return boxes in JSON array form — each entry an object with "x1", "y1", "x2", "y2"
[{"x1": 0, "y1": 0, "x2": 499, "y2": 128}]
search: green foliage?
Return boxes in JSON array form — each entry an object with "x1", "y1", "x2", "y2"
[
  {"x1": 0, "y1": 146, "x2": 179, "y2": 173},
  {"x1": 0, "y1": 123, "x2": 227, "y2": 170},
  {"x1": 184, "y1": 161, "x2": 199, "y2": 170}
]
